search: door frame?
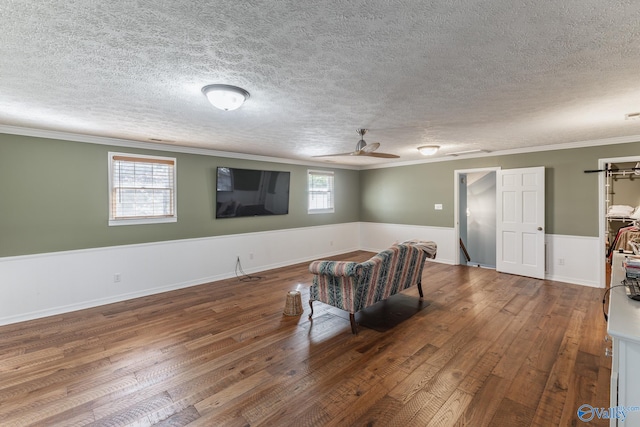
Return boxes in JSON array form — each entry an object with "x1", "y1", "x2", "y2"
[
  {"x1": 598, "y1": 155, "x2": 640, "y2": 287},
  {"x1": 453, "y1": 167, "x2": 501, "y2": 265}
]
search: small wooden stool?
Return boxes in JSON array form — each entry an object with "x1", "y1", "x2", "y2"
[{"x1": 283, "y1": 290, "x2": 303, "y2": 316}]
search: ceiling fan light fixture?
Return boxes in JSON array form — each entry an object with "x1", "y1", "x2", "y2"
[
  {"x1": 418, "y1": 145, "x2": 440, "y2": 156},
  {"x1": 202, "y1": 84, "x2": 250, "y2": 111}
]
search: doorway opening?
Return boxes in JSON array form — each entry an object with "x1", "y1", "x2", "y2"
[
  {"x1": 454, "y1": 167, "x2": 499, "y2": 267},
  {"x1": 598, "y1": 155, "x2": 640, "y2": 287}
]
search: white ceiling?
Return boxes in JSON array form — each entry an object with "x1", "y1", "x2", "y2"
[{"x1": 2, "y1": 1, "x2": 640, "y2": 166}]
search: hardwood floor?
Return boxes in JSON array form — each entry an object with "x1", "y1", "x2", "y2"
[{"x1": 0, "y1": 252, "x2": 612, "y2": 426}]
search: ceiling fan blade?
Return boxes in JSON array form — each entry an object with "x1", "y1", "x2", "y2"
[
  {"x1": 362, "y1": 152, "x2": 400, "y2": 158},
  {"x1": 312, "y1": 152, "x2": 356, "y2": 157},
  {"x1": 313, "y1": 129, "x2": 398, "y2": 159},
  {"x1": 362, "y1": 142, "x2": 380, "y2": 153}
]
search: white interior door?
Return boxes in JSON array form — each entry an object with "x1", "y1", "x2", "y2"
[{"x1": 496, "y1": 167, "x2": 545, "y2": 279}]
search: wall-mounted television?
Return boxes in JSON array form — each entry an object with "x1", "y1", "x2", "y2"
[{"x1": 216, "y1": 167, "x2": 291, "y2": 218}]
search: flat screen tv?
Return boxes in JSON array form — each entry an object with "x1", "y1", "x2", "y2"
[{"x1": 216, "y1": 167, "x2": 291, "y2": 218}]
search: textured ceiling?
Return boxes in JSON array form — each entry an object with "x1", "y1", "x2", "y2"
[{"x1": 2, "y1": 1, "x2": 640, "y2": 166}]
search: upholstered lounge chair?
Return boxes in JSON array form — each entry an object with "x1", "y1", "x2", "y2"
[{"x1": 308, "y1": 240, "x2": 437, "y2": 334}]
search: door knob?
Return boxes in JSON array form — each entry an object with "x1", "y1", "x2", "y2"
[{"x1": 537, "y1": 227, "x2": 543, "y2": 231}]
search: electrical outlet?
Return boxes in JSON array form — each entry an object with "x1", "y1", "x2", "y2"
[
  {"x1": 558, "y1": 258, "x2": 565, "y2": 266},
  {"x1": 434, "y1": 204, "x2": 443, "y2": 210},
  {"x1": 114, "y1": 273, "x2": 121, "y2": 283},
  {"x1": 249, "y1": 253, "x2": 254, "y2": 260}
]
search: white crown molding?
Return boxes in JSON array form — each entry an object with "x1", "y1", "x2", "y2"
[
  {"x1": 360, "y1": 134, "x2": 640, "y2": 170},
  {"x1": 1, "y1": 124, "x2": 639, "y2": 172},
  {"x1": 0, "y1": 124, "x2": 360, "y2": 171}
]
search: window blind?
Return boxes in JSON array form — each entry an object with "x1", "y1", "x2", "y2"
[
  {"x1": 308, "y1": 170, "x2": 334, "y2": 213},
  {"x1": 110, "y1": 154, "x2": 176, "y2": 221}
]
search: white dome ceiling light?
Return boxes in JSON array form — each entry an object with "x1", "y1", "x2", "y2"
[
  {"x1": 417, "y1": 145, "x2": 440, "y2": 156},
  {"x1": 202, "y1": 84, "x2": 250, "y2": 111}
]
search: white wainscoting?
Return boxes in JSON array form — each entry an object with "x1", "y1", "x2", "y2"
[
  {"x1": 359, "y1": 222, "x2": 603, "y2": 288},
  {"x1": 0, "y1": 223, "x2": 360, "y2": 326},
  {"x1": 544, "y1": 234, "x2": 603, "y2": 288},
  {"x1": 0, "y1": 223, "x2": 603, "y2": 326},
  {"x1": 358, "y1": 222, "x2": 456, "y2": 264}
]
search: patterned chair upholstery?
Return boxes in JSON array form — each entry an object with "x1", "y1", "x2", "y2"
[{"x1": 308, "y1": 240, "x2": 437, "y2": 334}]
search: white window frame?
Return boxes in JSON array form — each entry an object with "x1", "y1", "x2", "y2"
[
  {"x1": 108, "y1": 152, "x2": 177, "y2": 226},
  {"x1": 307, "y1": 169, "x2": 335, "y2": 214}
]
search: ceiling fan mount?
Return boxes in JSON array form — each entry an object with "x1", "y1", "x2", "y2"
[{"x1": 314, "y1": 128, "x2": 399, "y2": 159}]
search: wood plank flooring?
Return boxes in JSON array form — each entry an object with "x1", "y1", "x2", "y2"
[{"x1": 0, "y1": 252, "x2": 612, "y2": 426}]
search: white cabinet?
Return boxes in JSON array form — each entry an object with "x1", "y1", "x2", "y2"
[{"x1": 608, "y1": 253, "x2": 640, "y2": 426}]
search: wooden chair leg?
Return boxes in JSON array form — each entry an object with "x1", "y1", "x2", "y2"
[
  {"x1": 349, "y1": 313, "x2": 358, "y2": 335},
  {"x1": 418, "y1": 281, "x2": 424, "y2": 300},
  {"x1": 308, "y1": 300, "x2": 314, "y2": 319}
]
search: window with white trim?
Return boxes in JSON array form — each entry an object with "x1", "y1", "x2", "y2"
[
  {"x1": 308, "y1": 169, "x2": 334, "y2": 214},
  {"x1": 108, "y1": 152, "x2": 177, "y2": 226}
]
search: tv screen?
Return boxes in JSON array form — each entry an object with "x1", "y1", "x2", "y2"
[{"x1": 216, "y1": 167, "x2": 290, "y2": 218}]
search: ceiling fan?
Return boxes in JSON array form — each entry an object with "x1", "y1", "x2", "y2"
[{"x1": 314, "y1": 129, "x2": 400, "y2": 159}]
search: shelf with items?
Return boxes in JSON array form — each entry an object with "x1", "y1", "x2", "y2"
[{"x1": 605, "y1": 161, "x2": 640, "y2": 260}]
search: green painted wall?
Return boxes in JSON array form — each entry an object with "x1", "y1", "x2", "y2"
[
  {"x1": 0, "y1": 134, "x2": 360, "y2": 257},
  {"x1": 2, "y1": 132, "x2": 639, "y2": 258},
  {"x1": 360, "y1": 142, "x2": 640, "y2": 237}
]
